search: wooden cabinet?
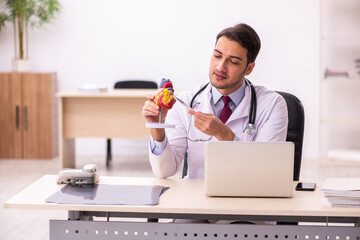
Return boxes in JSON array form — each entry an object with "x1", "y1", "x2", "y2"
[{"x1": 0, "y1": 72, "x2": 58, "y2": 159}]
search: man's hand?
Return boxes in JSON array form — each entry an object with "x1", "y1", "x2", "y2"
[
  {"x1": 142, "y1": 90, "x2": 165, "y2": 122},
  {"x1": 188, "y1": 110, "x2": 235, "y2": 141},
  {"x1": 141, "y1": 89, "x2": 169, "y2": 141}
]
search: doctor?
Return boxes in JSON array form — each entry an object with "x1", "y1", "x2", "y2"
[{"x1": 142, "y1": 23, "x2": 288, "y2": 179}]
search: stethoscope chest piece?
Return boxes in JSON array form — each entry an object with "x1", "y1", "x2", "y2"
[{"x1": 245, "y1": 123, "x2": 255, "y2": 135}]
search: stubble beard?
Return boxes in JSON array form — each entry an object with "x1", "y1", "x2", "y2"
[{"x1": 210, "y1": 72, "x2": 245, "y2": 92}]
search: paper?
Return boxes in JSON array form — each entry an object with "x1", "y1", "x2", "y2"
[
  {"x1": 78, "y1": 83, "x2": 108, "y2": 93},
  {"x1": 322, "y1": 178, "x2": 360, "y2": 191},
  {"x1": 46, "y1": 184, "x2": 166, "y2": 205},
  {"x1": 321, "y1": 178, "x2": 360, "y2": 207}
]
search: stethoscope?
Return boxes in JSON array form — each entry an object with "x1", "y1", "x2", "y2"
[{"x1": 189, "y1": 79, "x2": 257, "y2": 135}]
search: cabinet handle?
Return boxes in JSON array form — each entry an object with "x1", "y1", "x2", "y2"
[
  {"x1": 24, "y1": 106, "x2": 28, "y2": 130},
  {"x1": 15, "y1": 105, "x2": 19, "y2": 129}
]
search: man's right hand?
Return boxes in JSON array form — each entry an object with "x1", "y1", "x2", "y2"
[
  {"x1": 142, "y1": 89, "x2": 168, "y2": 141},
  {"x1": 142, "y1": 89, "x2": 170, "y2": 122}
]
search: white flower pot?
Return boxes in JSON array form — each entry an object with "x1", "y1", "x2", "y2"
[{"x1": 12, "y1": 59, "x2": 31, "y2": 72}]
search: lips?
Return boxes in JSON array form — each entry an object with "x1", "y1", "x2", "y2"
[{"x1": 214, "y1": 71, "x2": 227, "y2": 80}]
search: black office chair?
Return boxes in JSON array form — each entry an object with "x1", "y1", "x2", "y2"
[
  {"x1": 182, "y1": 91, "x2": 305, "y2": 181},
  {"x1": 275, "y1": 91, "x2": 305, "y2": 181},
  {"x1": 113, "y1": 80, "x2": 158, "y2": 89},
  {"x1": 106, "y1": 80, "x2": 158, "y2": 167}
]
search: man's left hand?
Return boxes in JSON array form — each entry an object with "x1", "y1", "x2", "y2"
[{"x1": 188, "y1": 110, "x2": 235, "y2": 141}]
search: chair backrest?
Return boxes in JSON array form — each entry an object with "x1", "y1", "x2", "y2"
[
  {"x1": 182, "y1": 91, "x2": 305, "y2": 181},
  {"x1": 114, "y1": 80, "x2": 158, "y2": 89},
  {"x1": 276, "y1": 91, "x2": 305, "y2": 181}
]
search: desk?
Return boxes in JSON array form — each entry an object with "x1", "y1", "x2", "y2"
[
  {"x1": 4, "y1": 175, "x2": 360, "y2": 239},
  {"x1": 57, "y1": 90, "x2": 153, "y2": 168}
]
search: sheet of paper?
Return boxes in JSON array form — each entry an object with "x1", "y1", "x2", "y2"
[
  {"x1": 46, "y1": 184, "x2": 166, "y2": 205},
  {"x1": 321, "y1": 178, "x2": 360, "y2": 191}
]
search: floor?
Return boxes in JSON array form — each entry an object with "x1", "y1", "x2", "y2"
[{"x1": 1, "y1": 140, "x2": 360, "y2": 240}]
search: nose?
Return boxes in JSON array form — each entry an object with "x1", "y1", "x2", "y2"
[{"x1": 216, "y1": 59, "x2": 227, "y2": 73}]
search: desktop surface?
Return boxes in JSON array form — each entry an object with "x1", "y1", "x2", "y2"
[{"x1": 4, "y1": 175, "x2": 360, "y2": 219}]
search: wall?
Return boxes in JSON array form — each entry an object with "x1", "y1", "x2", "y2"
[{"x1": 0, "y1": 0, "x2": 320, "y2": 159}]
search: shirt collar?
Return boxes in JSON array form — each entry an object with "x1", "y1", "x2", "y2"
[{"x1": 211, "y1": 79, "x2": 247, "y2": 107}]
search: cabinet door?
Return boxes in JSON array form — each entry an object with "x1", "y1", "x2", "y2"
[
  {"x1": 22, "y1": 73, "x2": 56, "y2": 158},
  {"x1": 0, "y1": 73, "x2": 23, "y2": 158}
]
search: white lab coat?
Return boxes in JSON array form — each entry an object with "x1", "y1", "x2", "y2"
[{"x1": 149, "y1": 81, "x2": 288, "y2": 179}]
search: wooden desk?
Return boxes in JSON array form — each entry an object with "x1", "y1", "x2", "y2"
[
  {"x1": 5, "y1": 175, "x2": 360, "y2": 240},
  {"x1": 57, "y1": 90, "x2": 153, "y2": 168}
]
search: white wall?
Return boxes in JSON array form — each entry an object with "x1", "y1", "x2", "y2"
[{"x1": 0, "y1": 0, "x2": 320, "y2": 159}]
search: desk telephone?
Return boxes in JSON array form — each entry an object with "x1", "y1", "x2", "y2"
[{"x1": 57, "y1": 164, "x2": 99, "y2": 185}]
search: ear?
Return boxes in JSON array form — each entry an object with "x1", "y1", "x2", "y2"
[{"x1": 245, "y1": 62, "x2": 255, "y2": 75}]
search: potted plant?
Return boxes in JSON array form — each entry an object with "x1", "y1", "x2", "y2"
[{"x1": 0, "y1": 0, "x2": 61, "y2": 72}]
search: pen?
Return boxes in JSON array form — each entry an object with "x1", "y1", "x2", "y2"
[{"x1": 175, "y1": 97, "x2": 192, "y2": 111}]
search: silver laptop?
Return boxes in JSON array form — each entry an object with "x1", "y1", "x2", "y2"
[{"x1": 205, "y1": 142, "x2": 294, "y2": 197}]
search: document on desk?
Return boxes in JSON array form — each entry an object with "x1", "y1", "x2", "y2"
[
  {"x1": 321, "y1": 178, "x2": 360, "y2": 207},
  {"x1": 46, "y1": 184, "x2": 166, "y2": 205}
]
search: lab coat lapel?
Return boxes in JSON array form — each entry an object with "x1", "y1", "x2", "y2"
[{"x1": 227, "y1": 84, "x2": 251, "y2": 123}]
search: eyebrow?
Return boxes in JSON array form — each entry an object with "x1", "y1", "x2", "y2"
[{"x1": 214, "y1": 49, "x2": 242, "y2": 61}]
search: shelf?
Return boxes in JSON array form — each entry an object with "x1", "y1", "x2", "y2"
[
  {"x1": 327, "y1": 149, "x2": 360, "y2": 163},
  {"x1": 320, "y1": 118, "x2": 360, "y2": 124},
  {"x1": 321, "y1": 77, "x2": 360, "y2": 82},
  {"x1": 319, "y1": 0, "x2": 360, "y2": 161},
  {"x1": 320, "y1": 157, "x2": 360, "y2": 166},
  {"x1": 321, "y1": 35, "x2": 360, "y2": 41}
]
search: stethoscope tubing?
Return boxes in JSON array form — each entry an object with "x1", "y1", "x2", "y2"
[{"x1": 190, "y1": 79, "x2": 257, "y2": 130}]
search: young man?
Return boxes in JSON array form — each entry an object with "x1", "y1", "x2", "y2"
[{"x1": 142, "y1": 23, "x2": 288, "y2": 179}]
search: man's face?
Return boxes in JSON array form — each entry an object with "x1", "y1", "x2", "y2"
[{"x1": 209, "y1": 36, "x2": 255, "y2": 95}]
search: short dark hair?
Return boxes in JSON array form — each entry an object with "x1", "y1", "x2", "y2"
[{"x1": 216, "y1": 23, "x2": 261, "y2": 64}]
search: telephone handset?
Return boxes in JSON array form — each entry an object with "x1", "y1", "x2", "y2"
[{"x1": 57, "y1": 164, "x2": 99, "y2": 185}]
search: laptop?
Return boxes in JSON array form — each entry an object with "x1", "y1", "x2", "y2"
[{"x1": 204, "y1": 141, "x2": 294, "y2": 197}]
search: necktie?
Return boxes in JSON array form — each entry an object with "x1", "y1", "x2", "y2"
[{"x1": 219, "y1": 96, "x2": 232, "y2": 123}]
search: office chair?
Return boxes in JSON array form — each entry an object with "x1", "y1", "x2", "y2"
[
  {"x1": 275, "y1": 91, "x2": 305, "y2": 181},
  {"x1": 106, "y1": 80, "x2": 158, "y2": 167},
  {"x1": 182, "y1": 91, "x2": 305, "y2": 181}
]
